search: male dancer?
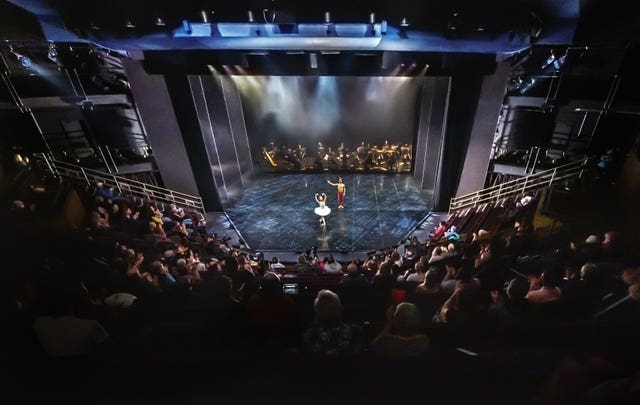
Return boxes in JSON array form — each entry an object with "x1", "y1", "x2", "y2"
[{"x1": 327, "y1": 177, "x2": 346, "y2": 209}]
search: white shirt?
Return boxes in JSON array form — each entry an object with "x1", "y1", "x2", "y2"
[
  {"x1": 33, "y1": 316, "x2": 109, "y2": 357},
  {"x1": 324, "y1": 261, "x2": 343, "y2": 273},
  {"x1": 406, "y1": 272, "x2": 426, "y2": 283}
]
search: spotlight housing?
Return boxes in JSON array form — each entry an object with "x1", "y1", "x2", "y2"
[
  {"x1": 155, "y1": 17, "x2": 166, "y2": 27},
  {"x1": 400, "y1": 17, "x2": 409, "y2": 27},
  {"x1": 324, "y1": 11, "x2": 331, "y2": 24},
  {"x1": 247, "y1": 10, "x2": 255, "y2": 23},
  {"x1": 125, "y1": 19, "x2": 135, "y2": 29}
]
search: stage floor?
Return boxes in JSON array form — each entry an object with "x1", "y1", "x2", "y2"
[{"x1": 224, "y1": 173, "x2": 432, "y2": 252}]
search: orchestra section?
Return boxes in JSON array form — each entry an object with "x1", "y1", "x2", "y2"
[{"x1": 261, "y1": 140, "x2": 413, "y2": 173}]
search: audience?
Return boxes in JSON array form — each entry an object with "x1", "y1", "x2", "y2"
[{"x1": 5, "y1": 163, "x2": 640, "y2": 404}]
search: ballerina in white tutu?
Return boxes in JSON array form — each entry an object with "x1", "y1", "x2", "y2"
[{"x1": 314, "y1": 193, "x2": 331, "y2": 226}]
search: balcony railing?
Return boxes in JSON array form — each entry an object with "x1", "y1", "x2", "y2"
[
  {"x1": 450, "y1": 156, "x2": 589, "y2": 212},
  {"x1": 33, "y1": 153, "x2": 205, "y2": 214}
]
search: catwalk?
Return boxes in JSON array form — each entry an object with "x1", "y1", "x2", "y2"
[{"x1": 224, "y1": 173, "x2": 432, "y2": 252}]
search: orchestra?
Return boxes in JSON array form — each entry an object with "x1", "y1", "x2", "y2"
[{"x1": 262, "y1": 140, "x2": 412, "y2": 172}]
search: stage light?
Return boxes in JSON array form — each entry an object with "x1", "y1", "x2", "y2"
[
  {"x1": 19, "y1": 56, "x2": 31, "y2": 67},
  {"x1": 324, "y1": 12, "x2": 331, "y2": 24},
  {"x1": 519, "y1": 77, "x2": 536, "y2": 94},
  {"x1": 247, "y1": 10, "x2": 255, "y2": 23},
  {"x1": 155, "y1": 17, "x2": 166, "y2": 26},
  {"x1": 90, "y1": 21, "x2": 100, "y2": 30},
  {"x1": 125, "y1": 19, "x2": 135, "y2": 29},
  {"x1": 369, "y1": 13, "x2": 375, "y2": 24},
  {"x1": 200, "y1": 10, "x2": 210, "y2": 23},
  {"x1": 8, "y1": 45, "x2": 31, "y2": 68},
  {"x1": 47, "y1": 42, "x2": 58, "y2": 62},
  {"x1": 400, "y1": 17, "x2": 409, "y2": 27},
  {"x1": 309, "y1": 52, "x2": 318, "y2": 69}
]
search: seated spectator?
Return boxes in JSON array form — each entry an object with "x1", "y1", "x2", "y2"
[
  {"x1": 371, "y1": 303, "x2": 429, "y2": 357},
  {"x1": 246, "y1": 273, "x2": 296, "y2": 347},
  {"x1": 296, "y1": 254, "x2": 313, "y2": 272},
  {"x1": 444, "y1": 225, "x2": 460, "y2": 241},
  {"x1": 323, "y1": 256, "x2": 343, "y2": 274},
  {"x1": 580, "y1": 235, "x2": 603, "y2": 263},
  {"x1": 372, "y1": 260, "x2": 395, "y2": 290},
  {"x1": 429, "y1": 246, "x2": 447, "y2": 263},
  {"x1": 434, "y1": 282, "x2": 491, "y2": 325},
  {"x1": 516, "y1": 195, "x2": 533, "y2": 207},
  {"x1": 95, "y1": 182, "x2": 114, "y2": 202},
  {"x1": 601, "y1": 231, "x2": 623, "y2": 260},
  {"x1": 148, "y1": 260, "x2": 176, "y2": 290},
  {"x1": 340, "y1": 263, "x2": 370, "y2": 322},
  {"x1": 440, "y1": 255, "x2": 463, "y2": 293},
  {"x1": 147, "y1": 221, "x2": 166, "y2": 239},
  {"x1": 409, "y1": 269, "x2": 450, "y2": 323},
  {"x1": 415, "y1": 269, "x2": 440, "y2": 295},
  {"x1": 302, "y1": 290, "x2": 363, "y2": 355},
  {"x1": 406, "y1": 261, "x2": 427, "y2": 283},
  {"x1": 560, "y1": 263, "x2": 583, "y2": 304},
  {"x1": 269, "y1": 256, "x2": 286, "y2": 271},
  {"x1": 341, "y1": 262, "x2": 367, "y2": 289},
  {"x1": 433, "y1": 221, "x2": 447, "y2": 239},
  {"x1": 33, "y1": 292, "x2": 109, "y2": 357},
  {"x1": 526, "y1": 270, "x2": 562, "y2": 303},
  {"x1": 504, "y1": 277, "x2": 531, "y2": 318}
]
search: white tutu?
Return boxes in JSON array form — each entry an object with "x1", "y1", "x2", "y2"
[{"x1": 314, "y1": 205, "x2": 331, "y2": 217}]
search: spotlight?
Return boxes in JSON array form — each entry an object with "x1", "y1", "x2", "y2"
[
  {"x1": 155, "y1": 17, "x2": 166, "y2": 27},
  {"x1": 247, "y1": 10, "x2": 255, "y2": 23},
  {"x1": 324, "y1": 11, "x2": 331, "y2": 24},
  {"x1": 200, "y1": 10, "x2": 210, "y2": 24},
  {"x1": 400, "y1": 17, "x2": 409, "y2": 27},
  {"x1": 125, "y1": 19, "x2": 135, "y2": 29},
  {"x1": 90, "y1": 21, "x2": 100, "y2": 30},
  {"x1": 8, "y1": 45, "x2": 31, "y2": 68},
  {"x1": 369, "y1": 12, "x2": 375, "y2": 24},
  {"x1": 47, "y1": 42, "x2": 58, "y2": 61},
  {"x1": 19, "y1": 56, "x2": 31, "y2": 68}
]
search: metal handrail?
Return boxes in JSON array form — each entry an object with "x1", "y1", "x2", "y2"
[
  {"x1": 450, "y1": 156, "x2": 589, "y2": 212},
  {"x1": 33, "y1": 153, "x2": 205, "y2": 214}
]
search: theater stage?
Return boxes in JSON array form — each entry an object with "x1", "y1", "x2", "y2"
[{"x1": 223, "y1": 173, "x2": 432, "y2": 252}]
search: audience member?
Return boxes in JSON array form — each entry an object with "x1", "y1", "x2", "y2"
[
  {"x1": 371, "y1": 303, "x2": 429, "y2": 357},
  {"x1": 302, "y1": 290, "x2": 363, "y2": 355}
]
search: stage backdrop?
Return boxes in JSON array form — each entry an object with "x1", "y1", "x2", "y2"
[{"x1": 233, "y1": 75, "x2": 422, "y2": 173}]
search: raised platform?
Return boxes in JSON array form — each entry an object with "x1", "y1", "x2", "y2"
[{"x1": 223, "y1": 173, "x2": 433, "y2": 252}]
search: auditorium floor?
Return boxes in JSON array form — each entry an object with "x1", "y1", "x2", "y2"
[{"x1": 222, "y1": 173, "x2": 433, "y2": 252}]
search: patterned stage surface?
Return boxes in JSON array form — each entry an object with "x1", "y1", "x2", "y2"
[{"x1": 224, "y1": 173, "x2": 433, "y2": 252}]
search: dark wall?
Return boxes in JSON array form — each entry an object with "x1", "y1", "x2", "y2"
[
  {"x1": 437, "y1": 74, "x2": 484, "y2": 210},
  {"x1": 164, "y1": 75, "x2": 223, "y2": 211},
  {"x1": 455, "y1": 62, "x2": 511, "y2": 198},
  {"x1": 413, "y1": 76, "x2": 452, "y2": 197},
  {"x1": 124, "y1": 60, "x2": 203, "y2": 202},
  {"x1": 186, "y1": 74, "x2": 252, "y2": 205}
]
